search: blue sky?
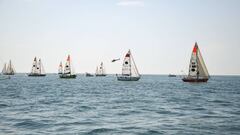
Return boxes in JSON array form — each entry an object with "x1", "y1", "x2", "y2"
[{"x1": 0, "y1": 0, "x2": 240, "y2": 75}]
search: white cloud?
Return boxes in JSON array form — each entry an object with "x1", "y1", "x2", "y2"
[{"x1": 117, "y1": 0, "x2": 144, "y2": 7}]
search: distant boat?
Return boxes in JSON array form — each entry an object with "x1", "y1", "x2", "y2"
[
  {"x1": 59, "y1": 55, "x2": 76, "y2": 79},
  {"x1": 58, "y1": 62, "x2": 63, "y2": 75},
  {"x1": 2, "y1": 60, "x2": 15, "y2": 75},
  {"x1": 86, "y1": 72, "x2": 94, "y2": 77},
  {"x1": 168, "y1": 74, "x2": 177, "y2": 77},
  {"x1": 117, "y1": 50, "x2": 141, "y2": 81},
  {"x1": 28, "y1": 57, "x2": 46, "y2": 77},
  {"x1": 182, "y1": 42, "x2": 210, "y2": 82},
  {"x1": 95, "y1": 62, "x2": 106, "y2": 77}
]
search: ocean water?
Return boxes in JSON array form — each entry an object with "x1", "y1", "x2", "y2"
[{"x1": 0, "y1": 74, "x2": 240, "y2": 135}]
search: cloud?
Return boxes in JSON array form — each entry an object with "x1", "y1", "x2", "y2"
[{"x1": 117, "y1": 0, "x2": 144, "y2": 7}]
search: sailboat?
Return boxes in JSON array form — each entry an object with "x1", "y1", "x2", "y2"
[
  {"x1": 28, "y1": 57, "x2": 46, "y2": 77},
  {"x1": 182, "y1": 42, "x2": 210, "y2": 82},
  {"x1": 117, "y1": 50, "x2": 141, "y2": 81},
  {"x1": 95, "y1": 62, "x2": 106, "y2": 76},
  {"x1": 2, "y1": 60, "x2": 15, "y2": 75},
  {"x1": 59, "y1": 55, "x2": 76, "y2": 79},
  {"x1": 58, "y1": 62, "x2": 63, "y2": 74}
]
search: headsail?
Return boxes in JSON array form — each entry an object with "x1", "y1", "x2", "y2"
[
  {"x1": 64, "y1": 55, "x2": 71, "y2": 74},
  {"x1": 31, "y1": 57, "x2": 38, "y2": 74},
  {"x1": 38, "y1": 59, "x2": 45, "y2": 75}
]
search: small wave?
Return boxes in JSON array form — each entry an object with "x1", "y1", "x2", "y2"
[
  {"x1": 0, "y1": 103, "x2": 9, "y2": 108},
  {"x1": 138, "y1": 130, "x2": 164, "y2": 135},
  {"x1": 84, "y1": 128, "x2": 115, "y2": 135},
  {"x1": 14, "y1": 120, "x2": 49, "y2": 129}
]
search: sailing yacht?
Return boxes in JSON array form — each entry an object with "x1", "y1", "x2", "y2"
[
  {"x1": 117, "y1": 50, "x2": 141, "y2": 81},
  {"x1": 95, "y1": 62, "x2": 106, "y2": 76},
  {"x1": 59, "y1": 55, "x2": 76, "y2": 79},
  {"x1": 2, "y1": 60, "x2": 15, "y2": 75},
  {"x1": 28, "y1": 57, "x2": 46, "y2": 76},
  {"x1": 182, "y1": 42, "x2": 210, "y2": 82}
]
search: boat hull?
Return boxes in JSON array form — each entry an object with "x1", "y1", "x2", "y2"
[
  {"x1": 182, "y1": 78, "x2": 208, "y2": 82},
  {"x1": 59, "y1": 74, "x2": 76, "y2": 79},
  {"x1": 3, "y1": 73, "x2": 15, "y2": 75},
  {"x1": 28, "y1": 73, "x2": 46, "y2": 77},
  {"x1": 96, "y1": 74, "x2": 107, "y2": 77},
  {"x1": 117, "y1": 76, "x2": 140, "y2": 81}
]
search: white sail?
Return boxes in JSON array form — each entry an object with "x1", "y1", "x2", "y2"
[
  {"x1": 58, "y1": 62, "x2": 63, "y2": 74},
  {"x1": 6, "y1": 60, "x2": 15, "y2": 74},
  {"x1": 38, "y1": 59, "x2": 45, "y2": 75},
  {"x1": 2, "y1": 63, "x2": 7, "y2": 74},
  {"x1": 188, "y1": 43, "x2": 209, "y2": 79},
  {"x1": 64, "y1": 55, "x2": 73, "y2": 75},
  {"x1": 197, "y1": 48, "x2": 209, "y2": 78},
  {"x1": 31, "y1": 57, "x2": 38, "y2": 74},
  {"x1": 95, "y1": 66, "x2": 99, "y2": 75},
  {"x1": 121, "y1": 50, "x2": 140, "y2": 77},
  {"x1": 96, "y1": 62, "x2": 106, "y2": 75}
]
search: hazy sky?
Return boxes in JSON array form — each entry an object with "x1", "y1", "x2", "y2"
[{"x1": 0, "y1": 0, "x2": 240, "y2": 75}]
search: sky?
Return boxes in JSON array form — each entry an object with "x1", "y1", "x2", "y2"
[{"x1": 0, "y1": 0, "x2": 240, "y2": 75}]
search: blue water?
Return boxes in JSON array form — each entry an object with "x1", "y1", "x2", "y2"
[{"x1": 0, "y1": 74, "x2": 240, "y2": 135}]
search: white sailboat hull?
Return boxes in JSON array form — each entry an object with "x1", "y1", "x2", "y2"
[{"x1": 117, "y1": 75, "x2": 140, "y2": 81}]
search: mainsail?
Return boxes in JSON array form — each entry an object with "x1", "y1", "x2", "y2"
[
  {"x1": 188, "y1": 42, "x2": 209, "y2": 79},
  {"x1": 58, "y1": 62, "x2": 63, "y2": 74},
  {"x1": 2, "y1": 63, "x2": 7, "y2": 74},
  {"x1": 31, "y1": 57, "x2": 38, "y2": 74},
  {"x1": 63, "y1": 55, "x2": 74, "y2": 75},
  {"x1": 121, "y1": 50, "x2": 140, "y2": 77}
]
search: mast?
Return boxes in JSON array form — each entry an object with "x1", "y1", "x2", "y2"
[
  {"x1": 195, "y1": 43, "x2": 199, "y2": 79},
  {"x1": 129, "y1": 50, "x2": 132, "y2": 76},
  {"x1": 39, "y1": 59, "x2": 42, "y2": 74},
  {"x1": 68, "y1": 55, "x2": 71, "y2": 74}
]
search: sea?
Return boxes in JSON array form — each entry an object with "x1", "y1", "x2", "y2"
[{"x1": 0, "y1": 74, "x2": 239, "y2": 135}]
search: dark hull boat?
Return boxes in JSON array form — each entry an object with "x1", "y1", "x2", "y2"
[
  {"x1": 28, "y1": 73, "x2": 46, "y2": 77},
  {"x1": 86, "y1": 73, "x2": 94, "y2": 77},
  {"x1": 59, "y1": 74, "x2": 76, "y2": 79},
  {"x1": 117, "y1": 50, "x2": 141, "y2": 81},
  {"x1": 117, "y1": 75, "x2": 140, "y2": 81},
  {"x1": 96, "y1": 74, "x2": 106, "y2": 77},
  {"x1": 182, "y1": 42, "x2": 210, "y2": 83},
  {"x1": 182, "y1": 77, "x2": 208, "y2": 82},
  {"x1": 168, "y1": 74, "x2": 177, "y2": 77}
]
